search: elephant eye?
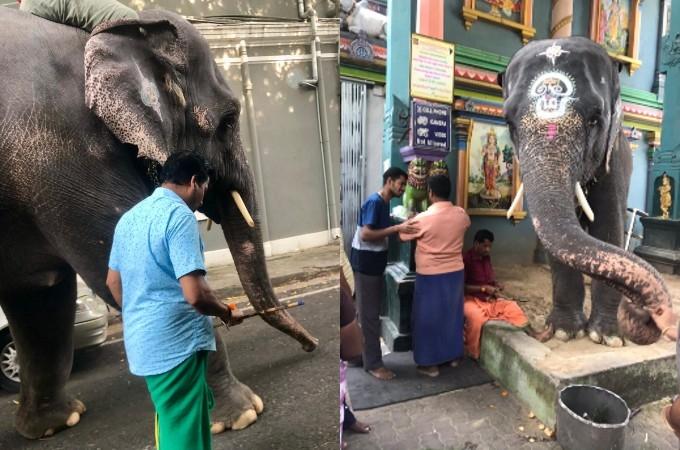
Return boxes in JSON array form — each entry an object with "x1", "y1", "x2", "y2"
[{"x1": 216, "y1": 114, "x2": 236, "y2": 141}]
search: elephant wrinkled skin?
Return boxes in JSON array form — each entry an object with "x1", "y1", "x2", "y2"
[
  {"x1": 0, "y1": 8, "x2": 317, "y2": 439},
  {"x1": 502, "y1": 37, "x2": 677, "y2": 346}
]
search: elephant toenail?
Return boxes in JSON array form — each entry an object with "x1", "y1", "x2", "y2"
[
  {"x1": 554, "y1": 329, "x2": 570, "y2": 341},
  {"x1": 589, "y1": 330, "x2": 602, "y2": 343},
  {"x1": 604, "y1": 336, "x2": 623, "y2": 347},
  {"x1": 576, "y1": 330, "x2": 585, "y2": 338},
  {"x1": 66, "y1": 411, "x2": 80, "y2": 427},
  {"x1": 43, "y1": 428, "x2": 55, "y2": 437},
  {"x1": 252, "y1": 394, "x2": 264, "y2": 414},
  {"x1": 210, "y1": 421, "x2": 226, "y2": 434},
  {"x1": 231, "y1": 409, "x2": 257, "y2": 430}
]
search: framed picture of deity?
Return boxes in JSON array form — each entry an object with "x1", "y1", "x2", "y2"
[
  {"x1": 461, "y1": 0, "x2": 535, "y2": 44},
  {"x1": 460, "y1": 119, "x2": 525, "y2": 219},
  {"x1": 590, "y1": 0, "x2": 642, "y2": 74}
]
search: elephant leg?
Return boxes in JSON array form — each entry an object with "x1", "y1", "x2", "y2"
[
  {"x1": 1, "y1": 268, "x2": 86, "y2": 439},
  {"x1": 586, "y1": 171, "x2": 628, "y2": 347},
  {"x1": 546, "y1": 254, "x2": 587, "y2": 341},
  {"x1": 206, "y1": 329, "x2": 263, "y2": 433}
]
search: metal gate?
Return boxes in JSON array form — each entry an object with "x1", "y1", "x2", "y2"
[{"x1": 341, "y1": 80, "x2": 368, "y2": 256}]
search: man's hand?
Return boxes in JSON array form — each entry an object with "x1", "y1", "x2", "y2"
[
  {"x1": 397, "y1": 219, "x2": 419, "y2": 235},
  {"x1": 225, "y1": 306, "x2": 244, "y2": 327},
  {"x1": 481, "y1": 285, "x2": 500, "y2": 299}
]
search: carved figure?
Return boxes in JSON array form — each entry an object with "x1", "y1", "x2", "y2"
[
  {"x1": 340, "y1": 0, "x2": 387, "y2": 40},
  {"x1": 403, "y1": 158, "x2": 431, "y2": 214},
  {"x1": 659, "y1": 173, "x2": 672, "y2": 219}
]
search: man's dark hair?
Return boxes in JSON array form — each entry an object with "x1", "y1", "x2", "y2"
[
  {"x1": 160, "y1": 151, "x2": 211, "y2": 185},
  {"x1": 427, "y1": 174, "x2": 451, "y2": 199},
  {"x1": 474, "y1": 229, "x2": 495, "y2": 244},
  {"x1": 382, "y1": 167, "x2": 407, "y2": 185}
]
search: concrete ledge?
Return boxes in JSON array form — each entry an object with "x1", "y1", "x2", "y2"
[{"x1": 479, "y1": 321, "x2": 678, "y2": 427}]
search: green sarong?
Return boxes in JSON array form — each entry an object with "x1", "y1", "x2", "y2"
[
  {"x1": 145, "y1": 351, "x2": 214, "y2": 450},
  {"x1": 20, "y1": 0, "x2": 138, "y2": 32}
]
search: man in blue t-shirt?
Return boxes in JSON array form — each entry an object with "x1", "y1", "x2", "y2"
[
  {"x1": 106, "y1": 152, "x2": 243, "y2": 450},
  {"x1": 350, "y1": 167, "x2": 418, "y2": 380}
]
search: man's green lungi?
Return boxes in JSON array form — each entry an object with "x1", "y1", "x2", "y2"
[{"x1": 145, "y1": 351, "x2": 214, "y2": 450}]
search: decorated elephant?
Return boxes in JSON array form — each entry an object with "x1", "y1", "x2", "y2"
[
  {"x1": 502, "y1": 37, "x2": 677, "y2": 346},
  {"x1": 0, "y1": 8, "x2": 318, "y2": 439}
]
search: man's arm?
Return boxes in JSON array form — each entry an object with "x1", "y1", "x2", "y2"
[
  {"x1": 360, "y1": 221, "x2": 419, "y2": 241},
  {"x1": 179, "y1": 271, "x2": 242, "y2": 325},
  {"x1": 464, "y1": 283, "x2": 500, "y2": 297},
  {"x1": 106, "y1": 269, "x2": 123, "y2": 308}
]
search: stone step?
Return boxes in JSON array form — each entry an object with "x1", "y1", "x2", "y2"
[{"x1": 479, "y1": 321, "x2": 677, "y2": 427}]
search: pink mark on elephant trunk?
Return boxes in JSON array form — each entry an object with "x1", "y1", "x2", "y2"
[{"x1": 545, "y1": 123, "x2": 559, "y2": 141}]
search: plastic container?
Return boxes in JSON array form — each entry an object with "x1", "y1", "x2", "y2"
[{"x1": 556, "y1": 384, "x2": 630, "y2": 450}]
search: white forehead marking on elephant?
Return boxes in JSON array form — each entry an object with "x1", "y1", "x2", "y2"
[
  {"x1": 529, "y1": 71, "x2": 575, "y2": 120},
  {"x1": 133, "y1": 62, "x2": 163, "y2": 121},
  {"x1": 537, "y1": 43, "x2": 569, "y2": 66}
]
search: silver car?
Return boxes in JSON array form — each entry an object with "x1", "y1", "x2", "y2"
[{"x1": 0, "y1": 283, "x2": 109, "y2": 392}]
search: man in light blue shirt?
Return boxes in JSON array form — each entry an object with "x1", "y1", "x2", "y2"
[{"x1": 106, "y1": 152, "x2": 242, "y2": 450}]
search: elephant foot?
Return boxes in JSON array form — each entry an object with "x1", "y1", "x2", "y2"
[
  {"x1": 16, "y1": 398, "x2": 86, "y2": 439},
  {"x1": 211, "y1": 380, "x2": 263, "y2": 433},
  {"x1": 587, "y1": 317, "x2": 624, "y2": 347},
  {"x1": 587, "y1": 330, "x2": 624, "y2": 347},
  {"x1": 543, "y1": 310, "x2": 587, "y2": 342}
]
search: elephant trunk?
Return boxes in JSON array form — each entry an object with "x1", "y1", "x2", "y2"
[
  {"x1": 216, "y1": 188, "x2": 319, "y2": 352},
  {"x1": 521, "y1": 153, "x2": 671, "y2": 344}
]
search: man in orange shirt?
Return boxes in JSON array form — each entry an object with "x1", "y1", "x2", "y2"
[
  {"x1": 463, "y1": 229, "x2": 531, "y2": 359},
  {"x1": 400, "y1": 175, "x2": 471, "y2": 377}
]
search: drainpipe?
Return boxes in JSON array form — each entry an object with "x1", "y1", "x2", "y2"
[
  {"x1": 239, "y1": 40, "x2": 271, "y2": 243},
  {"x1": 298, "y1": 0, "x2": 340, "y2": 241}
]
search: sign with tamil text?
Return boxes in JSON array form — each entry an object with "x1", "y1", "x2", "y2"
[
  {"x1": 410, "y1": 100, "x2": 451, "y2": 151},
  {"x1": 410, "y1": 34, "x2": 455, "y2": 104}
]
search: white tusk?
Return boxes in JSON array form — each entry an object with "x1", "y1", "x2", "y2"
[
  {"x1": 506, "y1": 182, "x2": 524, "y2": 220},
  {"x1": 575, "y1": 182, "x2": 595, "y2": 222},
  {"x1": 231, "y1": 191, "x2": 255, "y2": 228}
]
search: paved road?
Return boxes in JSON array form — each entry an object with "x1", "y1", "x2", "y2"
[
  {"x1": 345, "y1": 382, "x2": 678, "y2": 450},
  {"x1": 0, "y1": 284, "x2": 339, "y2": 450}
]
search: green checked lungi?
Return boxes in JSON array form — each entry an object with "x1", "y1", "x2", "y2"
[{"x1": 145, "y1": 351, "x2": 214, "y2": 450}]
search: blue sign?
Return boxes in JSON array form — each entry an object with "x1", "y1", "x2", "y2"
[{"x1": 410, "y1": 100, "x2": 451, "y2": 151}]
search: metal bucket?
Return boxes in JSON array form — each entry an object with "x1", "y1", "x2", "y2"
[{"x1": 556, "y1": 384, "x2": 630, "y2": 450}]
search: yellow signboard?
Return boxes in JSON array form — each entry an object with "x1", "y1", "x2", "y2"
[{"x1": 410, "y1": 34, "x2": 455, "y2": 104}]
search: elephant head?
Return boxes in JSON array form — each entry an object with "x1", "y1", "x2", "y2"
[
  {"x1": 84, "y1": 10, "x2": 318, "y2": 351},
  {"x1": 501, "y1": 37, "x2": 675, "y2": 345}
]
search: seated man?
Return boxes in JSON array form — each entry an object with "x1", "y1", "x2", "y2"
[
  {"x1": 18, "y1": 0, "x2": 138, "y2": 32},
  {"x1": 463, "y1": 229, "x2": 533, "y2": 359}
]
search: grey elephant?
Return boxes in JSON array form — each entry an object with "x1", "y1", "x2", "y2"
[
  {"x1": 502, "y1": 37, "x2": 677, "y2": 346},
  {"x1": 0, "y1": 8, "x2": 318, "y2": 439}
]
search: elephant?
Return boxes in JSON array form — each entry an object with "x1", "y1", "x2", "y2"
[
  {"x1": 501, "y1": 37, "x2": 677, "y2": 347},
  {"x1": 0, "y1": 8, "x2": 318, "y2": 439}
]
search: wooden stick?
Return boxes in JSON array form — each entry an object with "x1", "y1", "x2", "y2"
[{"x1": 214, "y1": 300, "x2": 304, "y2": 329}]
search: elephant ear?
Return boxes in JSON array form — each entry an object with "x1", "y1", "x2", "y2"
[
  {"x1": 84, "y1": 17, "x2": 186, "y2": 164},
  {"x1": 604, "y1": 57, "x2": 622, "y2": 173}
]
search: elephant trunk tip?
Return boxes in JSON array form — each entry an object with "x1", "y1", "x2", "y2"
[
  {"x1": 618, "y1": 300, "x2": 662, "y2": 345},
  {"x1": 301, "y1": 337, "x2": 319, "y2": 352}
]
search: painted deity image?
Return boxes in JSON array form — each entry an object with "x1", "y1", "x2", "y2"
[
  {"x1": 597, "y1": 0, "x2": 629, "y2": 55},
  {"x1": 482, "y1": 0, "x2": 521, "y2": 18},
  {"x1": 481, "y1": 128, "x2": 502, "y2": 200},
  {"x1": 466, "y1": 121, "x2": 516, "y2": 211}
]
